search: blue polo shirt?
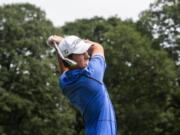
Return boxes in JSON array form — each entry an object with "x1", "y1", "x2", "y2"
[{"x1": 59, "y1": 55, "x2": 117, "y2": 135}]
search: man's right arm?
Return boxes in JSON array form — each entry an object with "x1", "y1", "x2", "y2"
[{"x1": 85, "y1": 40, "x2": 106, "y2": 82}]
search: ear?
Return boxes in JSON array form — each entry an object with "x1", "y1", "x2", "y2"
[{"x1": 84, "y1": 52, "x2": 90, "y2": 59}]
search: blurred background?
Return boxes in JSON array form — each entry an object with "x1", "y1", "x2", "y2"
[{"x1": 0, "y1": 0, "x2": 179, "y2": 135}]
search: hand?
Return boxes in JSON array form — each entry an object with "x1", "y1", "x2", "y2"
[{"x1": 47, "y1": 35, "x2": 64, "y2": 47}]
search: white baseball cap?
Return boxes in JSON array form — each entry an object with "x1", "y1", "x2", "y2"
[{"x1": 58, "y1": 35, "x2": 92, "y2": 57}]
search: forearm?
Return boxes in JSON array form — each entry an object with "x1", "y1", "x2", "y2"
[
  {"x1": 56, "y1": 52, "x2": 68, "y2": 74},
  {"x1": 49, "y1": 35, "x2": 67, "y2": 74}
]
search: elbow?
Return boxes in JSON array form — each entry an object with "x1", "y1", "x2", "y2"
[{"x1": 89, "y1": 43, "x2": 104, "y2": 56}]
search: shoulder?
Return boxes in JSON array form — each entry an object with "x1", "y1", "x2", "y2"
[{"x1": 89, "y1": 54, "x2": 105, "y2": 64}]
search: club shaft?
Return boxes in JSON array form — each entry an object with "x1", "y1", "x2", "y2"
[{"x1": 54, "y1": 43, "x2": 65, "y2": 60}]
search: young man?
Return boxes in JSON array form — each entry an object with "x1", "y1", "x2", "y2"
[{"x1": 47, "y1": 35, "x2": 117, "y2": 135}]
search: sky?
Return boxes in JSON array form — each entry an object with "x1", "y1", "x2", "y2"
[{"x1": 0, "y1": 0, "x2": 155, "y2": 27}]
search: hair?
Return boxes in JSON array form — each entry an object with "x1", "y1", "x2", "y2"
[
  {"x1": 67, "y1": 54, "x2": 73, "y2": 59},
  {"x1": 63, "y1": 52, "x2": 90, "y2": 67}
]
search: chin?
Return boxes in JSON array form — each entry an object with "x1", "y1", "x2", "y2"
[
  {"x1": 79, "y1": 61, "x2": 89, "y2": 68},
  {"x1": 80, "y1": 64, "x2": 87, "y2": 69}
]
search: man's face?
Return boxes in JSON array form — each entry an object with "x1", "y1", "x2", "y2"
[{"x1": 71, "y1": 52, "x2": 90, "y2": 68}]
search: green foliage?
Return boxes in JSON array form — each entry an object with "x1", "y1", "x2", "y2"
[
  {"x1": 104, "y1": 22, "x2": 177, "y2": 135},
  {"x1": 0, "y1": 2, "x2": 179, "y2": 135},
  {"x1": 138, "y1": 0, "x2": 180, "y2": 63},
  {"x1": 137, "y1": 1, "x2": 180, "y2": 134},
  {"x1": 0, "y1": 3, "x2": 75, "y2": 135},
  {"x1": 61, "y1": 16, "x2": 114, "y2": 42}
]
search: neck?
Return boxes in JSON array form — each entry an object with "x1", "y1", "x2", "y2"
[{"x1": 68, "y1": 66, "x2": 80, "y2": 70}]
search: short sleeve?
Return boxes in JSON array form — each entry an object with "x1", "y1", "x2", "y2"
[{"x1": 86, "y1": 55, "x2": 106, "y2": 82}]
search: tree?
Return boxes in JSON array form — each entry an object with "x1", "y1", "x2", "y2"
[
  {"x1": 104, "y1": 21, "x2": 178, "y2": 135},
  {"x1": 138, "y1": 0, "x2": 180, "y2": 64},
  {"x1": 0, "y1": 3, "x2": 75, "y2": 135},
  {"x1": 137, "y1": 1, "x2": 180, "y2": 134}
]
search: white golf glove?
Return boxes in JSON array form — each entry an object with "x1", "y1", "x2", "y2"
[{"x1": 47, "y1": 35, "x2": 54, "y2": 46}]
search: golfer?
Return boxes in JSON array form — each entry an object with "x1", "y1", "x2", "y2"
[{"x1": 47, "y1": 35, "x2": 117, "y2": 135}]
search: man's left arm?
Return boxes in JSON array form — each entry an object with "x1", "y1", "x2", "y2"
[{"x1": 47, "y1": 35, "x2": 68, "y2": 74}]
